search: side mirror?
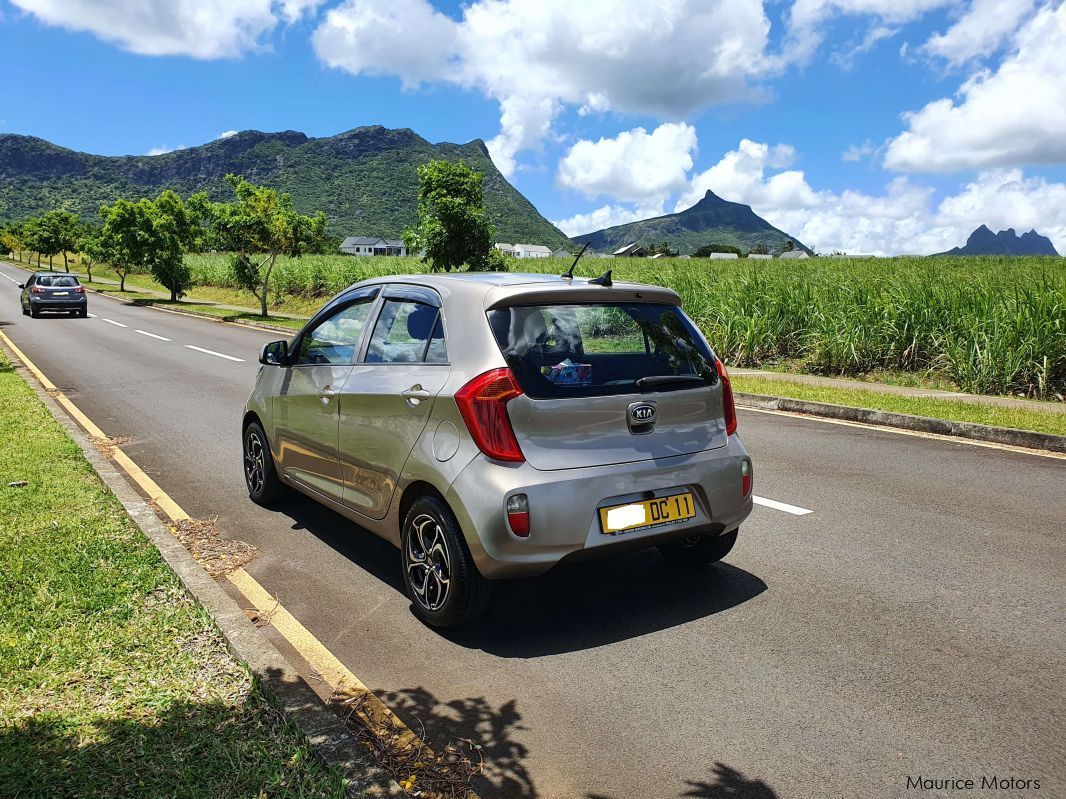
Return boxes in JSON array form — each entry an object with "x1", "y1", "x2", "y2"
[
  {"x1": 259, "y1": 340, "x2": 289, "y2": 366},
  {"x1": 17, "y1": 284, "x2": 24, "y2": 289}
]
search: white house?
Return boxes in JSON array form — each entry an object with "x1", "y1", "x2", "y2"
[
  {"x1": 706, "y1": 252, "x2": 739, "y2": 260},
  {"x1": 513, "y1": 243, "x2": 552, "y2": 258},
  {"x1": 340, "y1": 236, "x2": 410, "y2": 256},
  {"x1": 613, "y1": 243, "x2": 648, "y2": 257},
  {"x1": 778, "y1": 249, "x2": 810, "y2": 259},
  {"x1": 494, "y1": 243, "x2": 516, "y2": 256},
  {"x1": 748, "y1": 253, "x2": 772, "y2": 260},
  {"x1": 551, "y1": 248, "x2": 573, "y2": 259}
]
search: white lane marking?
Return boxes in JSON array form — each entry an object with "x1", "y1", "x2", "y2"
[
  {"x1": 0, "y1": 274, "x2": 17, "y2": 283},
  {"x1": 87, "y1": 313, "x2": 97, "y2": 318},
  {"x1": 184, "y1": 344, "x2": 244, "y2": 362},
  {"x1": 101, "y1": 318, "x2": 128, "y2": 328},
  {"x1": 135, "y1": 329, "x2": 171, "y2": 341},
  {"x1": 753, "y1": 495, "x2": 813, "y2": 516}
]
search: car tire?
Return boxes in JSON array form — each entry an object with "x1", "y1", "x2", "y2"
[
  {"x1": 21, "y1": 305, "x2": 29, "y2": 316},
  {"x1": 401, "y1": 495, "x2": 490, "y2": 628},
  {"x1": 243, "y1": 421, "x2": 287, "y2": 506},
  {"x1": 30, "y1": 306, "x2": 40, "y2": 318},
  {"x1": 658, "y1": 530, "x2": 738, "y2": 567},
  {"x1": 78, "y1": 309, "x2": 88, "y2": 318}
]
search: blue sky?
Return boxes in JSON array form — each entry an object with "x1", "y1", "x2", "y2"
[{"x1": 2, "y1": 0, "x2": 1065, "y2": 254}]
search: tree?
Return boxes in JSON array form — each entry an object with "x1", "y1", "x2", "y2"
[
  {"x1": 30, "y1": 210, "x2": 80, "y2": 271},
  {"x1": 694, "y1": 243, "x2": 743, "y2": 257},
  {"x1": 403, "y1": 160, "x2": 494, "y2": 272},
  {"x1": 206, "y1": 175, "x2": 326, "y2": 317},
  {"x1": 782, "y1": 240, "x2": 796, "y2": 252},
  {"x1": 146, "y1": 190, "x2": 197, "y2": 301},
  {"x1": 78, "y1": 228, "x2": 109, "y2": 283},
  {"x1": 21, "y1": 218, "x2": 45, "y2": 268},
  {"x1": 0, "y1": 228, "x2": 21, "y2": 260},
  {"x1": 99, "y1": 198, "x2": 150, "y2": 292},
  {"x1": 750, "y1": 243, "x2": 770, "y2": 255}
]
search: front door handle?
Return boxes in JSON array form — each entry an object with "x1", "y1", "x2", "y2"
[
  {"x1": 401, "y1": 385, "x2": 432, "y2": 404},
  {"x1": 318, "y1": 386, "x2": 336, "y2": 403}
]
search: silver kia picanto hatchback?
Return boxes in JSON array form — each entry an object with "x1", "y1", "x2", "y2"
[{"x1": 243, "y1": 272, "x2": 753, "y2": 627}]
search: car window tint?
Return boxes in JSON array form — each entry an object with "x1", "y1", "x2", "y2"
[
  {"x1": 37, "y1": 275, "x2": 79, "y2": 287},
  {"x1": 365, "y1": 299, "x2": 447, "y2": 364},
  {"x1": 296, "y1": 300, "x2": 373, "y2": 365},
  {"x1": 487, "y1": 303, "x2": 715, "y2": 399}
]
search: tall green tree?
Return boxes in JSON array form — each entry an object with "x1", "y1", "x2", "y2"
[
  {"x1": 146, "y1": 190, "x2": 197, "y2": 301},
  {"x1": 99, "y1": 199, "x2": 149, "y2": 292},
  {"x1": 207, "y1": 175, "x2": 326, "y2": 317},
  {"x1": 403, "y1": 160, "x2": 494, "y2": 272},
  {"x1": 0, "y1": 227, "x2": 21, "y2": 260},
  {"x1": 78, "y1": 227, "x2": 109, "y2": 284}
]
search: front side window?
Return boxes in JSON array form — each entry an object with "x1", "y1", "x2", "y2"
[
  {"x1": 488, "y1": 302, "x2": 716, "y2": 398},
  {"x1": 296, "y1": 300, "x2": 374, "y2": 365},
  {"x1": 365, "y1": 299, "x2": 447, "y2": 364}
]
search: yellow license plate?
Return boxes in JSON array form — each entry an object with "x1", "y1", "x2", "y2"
[{"x1": 599, "y1": 492, "x2": 696, "y2": 535}]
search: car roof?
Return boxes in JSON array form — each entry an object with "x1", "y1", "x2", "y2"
[{"x1": 33, "y1": 272, "x2": 80, "y2": 278}]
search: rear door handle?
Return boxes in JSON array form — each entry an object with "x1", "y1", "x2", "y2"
[{"x1": 401, "y1": 385, "x2": 432, "y2": 403}]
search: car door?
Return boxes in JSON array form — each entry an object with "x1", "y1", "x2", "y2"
[
  {"x1": 338, "y1": 286, "x2": 451, "y2": 519},
  {"x1": 20, "y1": 275, "x2": 34, "y2": 309},
  {"x1": 273, "y1": 290, "x2": 378, "y2": 504}
]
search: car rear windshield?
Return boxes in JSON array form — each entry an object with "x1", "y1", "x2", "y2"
[
  {"x1": 37, "y1": 275, "x2": 80, "y2": 287},
  {"x1": 487, "y1": 302, "x2": 718, "y2": 399}
]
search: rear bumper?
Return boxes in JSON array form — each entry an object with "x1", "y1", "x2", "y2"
[
  {"x1": 30, "y1": 297, "x2": 87, "y2": 311},
  {"x1": 447, "y1": 436, "x2": 753, "y2": 578}
]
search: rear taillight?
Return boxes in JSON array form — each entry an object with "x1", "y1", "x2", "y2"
[
  {"x1": 505, "y1": 493, "x2": 530, "y2": 537},
  {"x1": 715, "y1": 356, "x2": 737, "y2": 436},
  {"x1": 741, "y1": 460, "x2": 752, "y2": 497},
  {"x1": 31, "y1": 286, "x2": 45, "y2": 294},
  {"x1": 455, "y1": 368, "x2": 525, "y2": 462},
  {"x1": 73, "y1": 286, "x2": 84, "y2": 293}
]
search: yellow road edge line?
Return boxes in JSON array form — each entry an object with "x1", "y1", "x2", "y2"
[
  {"x1": 0, "y1": 329, "x2": 194, "y2": 518},
  {"x1": 740, "y1": 404, "x2": 1066, "y2": 460},
  {"x1": 0, "y1": 330, "x2": 56, "y2": 391},
  {"x1": 227, "y1": 567, "x2": 462, "y2": 791}
]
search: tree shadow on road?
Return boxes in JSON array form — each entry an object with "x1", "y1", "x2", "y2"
[
  {"x1": 586, "y1": 761, "x2": 779, "y2": 799},
  {"x1": 375, "y1": 685, "x2": 536, "y2": 799}
]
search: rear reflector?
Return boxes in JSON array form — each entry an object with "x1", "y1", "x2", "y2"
[
  {"x1": 715, "y1": 356, "x2": 738, "y2": 436},
  {"x1": 506, "y1": 493, "x2": 530, "y2": 537},
  {"x1": 741, "y1": 460, "x2": 752, "y2": 497},
  {"x1": 455, "y1": 368, "x2": 525, "y2": 462}
]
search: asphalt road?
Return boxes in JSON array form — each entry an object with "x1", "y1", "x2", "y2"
[{"x1": 2, "y1": 263, "x2": 1063, "y2": 799}]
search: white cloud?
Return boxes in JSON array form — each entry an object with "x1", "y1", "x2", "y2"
[
  {"x1": 312, "y1": 0, "x2": 774, "y2": 175},
  {"x1": 554, "y1": 203, "x2": 667, "y2": 237},
  {"x1": 218, "y1": 130, "x2": 238, "y2": 139},
  {"x1": 921, "y1": 0, "x2": 1035, "y2": 65},
  {"x1": 885, "y1": 3, "x2": 1066, "y2": 171},
  {"x1": 842, "y1": 140, "x2": 876, "y2": 161},
  {"x1": 670, "y1": 138, "x2": 1066, "y2": 255},
  {"x1": 9, "y1": 0, "x2": 323, "y2": 59},
  {"x1": 557, "y1": 123, "x2": 698, "y2": 204},
  {"x1": 147, "y1": 144, "x2": 184, "y2": 155}
]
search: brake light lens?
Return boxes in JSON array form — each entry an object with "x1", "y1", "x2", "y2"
[
  {"x1": 741, "y1": 460, "x2": 752, "y2": 497},
  {"x1": 73, "y1": 286, "x2": 84, "y2": 293},
  {"x1": 31, "y1": 286, "x2": 45, "y2": 294},
  {"x1": 506, "y1": 493, "x2": 530, "y2": 537},
  {"x1": 455, "y1": 368, "x2": 525, "y2": 462},
  {"x1": 715, "y1": 356, "x2": 737, "y2": 436}
]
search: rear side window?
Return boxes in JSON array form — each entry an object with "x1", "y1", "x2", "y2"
[
  {"x1": 488, "y1": 303, "x2": 716, "y2": 398},
  {"x1": 365, "y1": 299, "x2": 448, "y2": 364},
  {"x1": 37, "y1": 275, "x2": 79, "y2": 287}
]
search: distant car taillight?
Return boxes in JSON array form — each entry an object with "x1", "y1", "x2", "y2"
[
  {"x1": 715, "y1": 356, "x2": 737, "y2": 436},
  {"x1": 505, "y1": 493, "x2": 530, "y2": 537},
  {"x1": 741, "y1": 460, "x2": 752, "y2": 497},
  {"x1": 455, "y1": 368, "x2": 525, "y2": 462},
  {"x1": 31, "y1": 286, "x2": 45, "y2": 294},
  {"x1": 73, "y1": 286, "x2": 84, "y2": 293}
]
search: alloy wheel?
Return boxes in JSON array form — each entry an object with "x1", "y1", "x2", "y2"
[
  {"x1": 244, "y1": 429, "x2": 266, "y2": 495},
  {"x1": 405, "y1": 513, "x2": 452, "y2": 612}
]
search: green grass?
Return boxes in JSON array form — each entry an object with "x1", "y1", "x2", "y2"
[
  {"x1": 732, "y1": 375, "x2": 1066, "y2": 437},
  {"x1": 0, "y1": 353, "x2": 347, "y2": 798}
]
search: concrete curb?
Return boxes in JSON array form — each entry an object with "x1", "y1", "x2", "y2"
[
  {"x1": 0, "y1": 341, "x2": 399, "y2": 798},
  {"x1": 736, "y1": 392, "x2": 1066, "y2": 453}
]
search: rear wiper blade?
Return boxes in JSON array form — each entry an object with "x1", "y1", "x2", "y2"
[{"x1": 635, "y1": 375, "x2": 706, "y2": 391}]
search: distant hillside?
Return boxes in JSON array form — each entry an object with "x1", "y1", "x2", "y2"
[
  {"x1": 936, "y1": 225, "x2": 1059, "y2": 256},
  {"x1": 572, "y1": 190, "x2": 808, "y2": 255},
  {"x1": 0, "y1": 126, "x2": 569, "y2": 247}
]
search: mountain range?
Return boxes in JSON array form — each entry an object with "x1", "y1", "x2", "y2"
[
  {"x1": 0, "y1": 126, "x2": 569, "y2": 247},
  {"x1": 935, "y1": 225, "x2": 1059, "y2": 256},
  {"x1": 573, "y1": 190, "x2": 808, "y2": 255}
]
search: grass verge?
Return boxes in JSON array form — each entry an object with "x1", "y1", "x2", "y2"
[
  {"x1": 0, "y1": 352, "x2": 347, "y2": 798},
  {"x1": 732, "y1": 375, "x2": 1066, "y2": 437}
]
